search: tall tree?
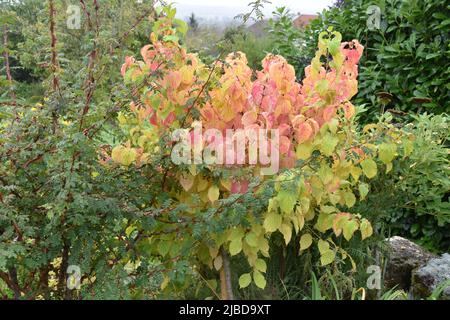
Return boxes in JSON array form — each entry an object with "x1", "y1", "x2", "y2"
[{"x1": 188, "y1": 12, "x2": 199, "y2": 32}]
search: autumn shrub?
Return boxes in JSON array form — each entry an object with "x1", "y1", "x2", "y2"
[
  {"x1": 2, "y1": 2, "x2": 438, "y2": 301},
  {"x1": 110, "y1": 6, "x2": 412, "y2": 297}
]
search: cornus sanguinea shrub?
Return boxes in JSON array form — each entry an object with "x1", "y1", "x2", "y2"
[{"x1": 109, "y1": 7, "x2": 414, "y2": 297}]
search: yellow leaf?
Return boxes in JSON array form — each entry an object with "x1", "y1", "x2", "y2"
[
  {"x1": 208, "y1": 185, "x2": 220, "y2": 203},
  {"x1": 229, "y1": 228, "x2": 244, "y2": 242},
  {"x1": 363, "y1": 124, "x2": 378, "y2": 133},
  {"x1": 320, "y1": 133, "x2": 339, "y2": 156},
  {"x1": 213, "y1": 255, "x2": 223, "y2": 271},
  {"x1": 317, "y1": 239, "x2": 330, "y2": 254},
  {"x1": 263, "y1": 212, "x2": 282, "y2": 233},
  {"x1": 318, "y1": 164, "x2": 333, "y2": 184},
  {"x1": 160, "y1": 276, "x2": 170, "y2": 290},
  {"x1": 197, "y1": 177, "x2": 209, "y2": 192},
  {"x1": 111, "y1": 146, "x2": 125, "y2": 164},
  {"x1": 296, "y1": 142, "x2": 314, "y2": 160},
  {"x1": 188, "y1": 164, "x2": 198, "y2": 176},
  {"x1": 280, "y1": 223, "x2": 292, "y2": 245},
  {"x1": 360, "y1": 218, "x2": 373, "y2": 240},
  {"x1": 386, "y1": 162, "x2": 393, "y2": 173},
  {"x1": 179, "y1": 174, "x2": 195, "y2": 191},
  {"x1": 315, "y1": 212, "x2": 335, "y2": 232},
  {"x1": 358, "y1": 183, "x2": 369, "y2": 200},
  {"x1": 404, "y1": 139, "x2": 414, "y2": 157},
  {"x1": 123, "y1": 148, "x2": 137, "y2": 166},
  {"x1": 220, "y1": 179, "x2": 231, "y2": 191},
  {"x1": 300, "y1": 233, "x2": 313, "y2": 251},
  {"x1": 350, "y1": 165, "x2": 362, "y2": 181}
]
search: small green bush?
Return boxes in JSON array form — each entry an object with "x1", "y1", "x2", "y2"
[{"x1": 355, "y1": 113, "x2": 449, "y2": 252}]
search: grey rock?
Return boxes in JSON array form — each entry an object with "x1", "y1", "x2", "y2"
[
  {"x1": 384, "y1": 236, "x2": 437, "y2": 291},
  {"x1": 412, "y1": 253, "x2": 450, "y2": 300}
]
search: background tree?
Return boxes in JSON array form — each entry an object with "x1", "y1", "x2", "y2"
[{"x1": 187, "y1": 12, "x2": 199, "y2": 33}]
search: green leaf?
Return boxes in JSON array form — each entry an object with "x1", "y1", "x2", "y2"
[
  {"x1": 343, "y1": 219, "x2": 359, "y2": 241},
  {"x1": 253, "y1": 270, "x2": 267, "y2": 289},
  {"x1": 320, "y1": 134, "x2": 339, "y2": 156},
  {"x1": 245, "y1": 232, "x2": 258, "y2": 247},
  {"x1": 343, "y1": 191, "x2": 356, "y2": 208},
  {"x1": 229, "y1": 240, "x2": 242, "y2": 256},
  {"x1": 254, "y1": 259, "x2": 267, "y2": 273},
  {"x1": 317, "y1": 239, "x2": 330, "y2": 254},
  {"x1": 320, "y1": 250, "x2": 335, "y2": 266},
  {"x1": 378, "y1": 143, "x2": 397, "y2": 164},
  {"x1": 239, "y1": 273, "x2": 252, "y2": 289},
  {"x1": 358, "y1": 183, "x2": 369, "y2": 200},
  {"x1": 277, "y1": 189, "x2": 296, "y2": 214},
  {"x1": 158, "y1": 241, "x2": 171, "y2": 257},
  {"x1": 361, "y1": 158, "x2": 377, "y2": 179}
]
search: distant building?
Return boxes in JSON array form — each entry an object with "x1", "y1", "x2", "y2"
[{"x1": 293, "y1": 14, "x2": 319, "y2": 28}]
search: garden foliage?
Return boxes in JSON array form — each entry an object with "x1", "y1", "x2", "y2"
[
  {"x1": 111, "y1": 6, "x2": 412, "y2": 294},
  {"x1": 301, "y1": 0, "x2": 450, "y2": 120}
]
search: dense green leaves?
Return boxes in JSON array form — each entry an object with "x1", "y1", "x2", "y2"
[{"x1": 300, "y1": 0, "x2": 450, "y2": 120}]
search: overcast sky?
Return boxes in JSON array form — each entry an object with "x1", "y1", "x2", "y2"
[{"x1": 172, "y1": 0, "x2": 336, "y2": 21}]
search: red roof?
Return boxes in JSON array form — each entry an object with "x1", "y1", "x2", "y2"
[{"x1": 293, "y1": 14, "x2": 318, "y2": 28}]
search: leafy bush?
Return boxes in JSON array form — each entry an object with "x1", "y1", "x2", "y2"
[
  {"x1": 267, "y1": 7, "x2": 306, "y2": 78},
  {"x1": 0, "y1": 0, "x2": 167, "y2": 300},
  {"x1": 388, "y1": 114, "x2": 449, "y2": 251},
  {"x1": 112, "y1": 6, "x2": 412, "y2": 297},
  {"x1": 353, "y1": 113, "x2": 449, "y2": 252},
  {"x1": 0, "y1": 0, "x2": 446, "y2": 301},
  {"x1": 300, "y1": 0, "x2": 450, "y2": 121}
]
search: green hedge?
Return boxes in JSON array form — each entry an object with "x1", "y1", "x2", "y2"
[{"x1": 301, "y1": 0, "x2": 450, "y2": 122}]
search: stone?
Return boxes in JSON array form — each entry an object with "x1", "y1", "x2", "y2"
[
  {"x1": 384, "y1": 236, "x2": 436, "y2": 291},
  {"x1": 412, "y1": 254, "x2": 450, "y2": 300}
]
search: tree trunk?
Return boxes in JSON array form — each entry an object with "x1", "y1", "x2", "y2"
[{"x1": 219, "y1": 248, "x2": 234, "y2": 300}]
